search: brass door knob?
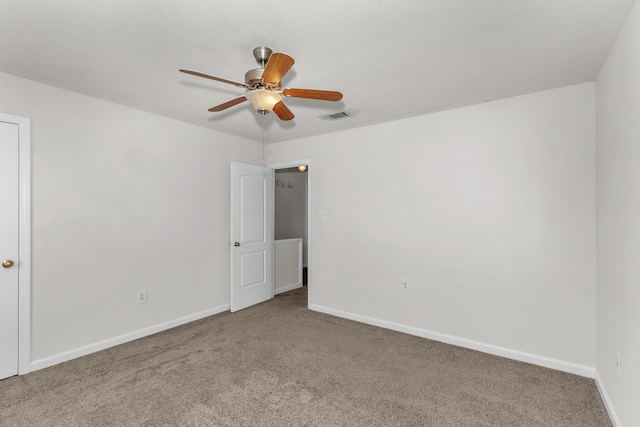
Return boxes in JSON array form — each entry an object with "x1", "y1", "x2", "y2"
[{"x1": 2, "y1": 260, "x2": 14, "y2": 268}]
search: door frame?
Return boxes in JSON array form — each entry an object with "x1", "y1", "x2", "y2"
[
  {"x1": 268, "y1": 159, "x2": 311, "y2": 305},
  {"x1": 0, "y1": 112, "x2": 31, "y2": 375}
]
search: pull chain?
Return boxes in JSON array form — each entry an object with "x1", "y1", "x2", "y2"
[{"x1": 261, "y1": 111, "x2": 267, "y2": 159}]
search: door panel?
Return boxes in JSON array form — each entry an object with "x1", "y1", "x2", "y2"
[
  {"x1": 240, "y1": 251, "x2": 266, "y2": 287},
  {"x1": 240, "y1": 175, "x2": 266, "y2": 243},
  {"x1": 0, "y1": 121, "x2": 19, "y2": 380},
  {"x1": 231, "y1": 162, "x2": 274, "y2": 312}
]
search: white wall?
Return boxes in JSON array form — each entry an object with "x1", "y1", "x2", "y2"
[
  {"x1": 596, "y1": 1, "x2": 640, "y2": 425},
  {"x1": 267, "y1": 83, "x2": 596, "y2": 367},
  {"x1": 0, "y1": 72, "x2": 263, "y2": 361},
  {"x1": 275, "y1": 170, "x2": 308, "y2": 265},
  {"x1": 275, "y1": 171, "x2": 307, "y2": 241}
]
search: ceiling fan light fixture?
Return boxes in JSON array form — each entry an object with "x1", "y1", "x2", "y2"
[{"x1": 245, "y1": 89, "x2": 281, "y2": 114}]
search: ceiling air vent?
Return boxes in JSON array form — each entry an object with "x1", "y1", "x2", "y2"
[{"x1": 321, "y1": 111, "x2": 352, "y2": 121}]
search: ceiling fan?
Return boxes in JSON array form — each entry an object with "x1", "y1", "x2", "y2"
[{"x1": 180, "y1": 47, "x2": 343, "y2": 121}]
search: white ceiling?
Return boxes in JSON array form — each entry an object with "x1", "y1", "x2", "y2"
[{"x1": 0, "y1": 0, "x2": 636, "y2": 143}]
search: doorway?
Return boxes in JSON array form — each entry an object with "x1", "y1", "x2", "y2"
[{"x1": 270, "y1": 160, "x2": 311, "y2": 302}]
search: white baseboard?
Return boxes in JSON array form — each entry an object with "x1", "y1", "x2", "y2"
[
  {"x1": 309, "y1": 304, "x2": 595, "y2": 378},
  {"x1": 275, "y1": 283, "x2": 302, "y2": 295},
  {"x1": 594, "y1": 370, "x2": 622, "y2": 427},
  {"x1": 30, "y1": 304, "x2": 230, "y2": 372}
]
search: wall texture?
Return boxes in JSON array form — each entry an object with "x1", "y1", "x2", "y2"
[
  {"x1": 267, "y1": 83, "x2": 597, "y2": 367},
  {"x1": 0, "y1": 72, "x2": 262, "y2": 361},
  {"x1": 596, "y1": 1, "x2": 640, "y2": 425}
]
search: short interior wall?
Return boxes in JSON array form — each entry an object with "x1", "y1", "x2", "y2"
[{"x1": 275, "y1": 238, "x2": 303, "y2": 294}]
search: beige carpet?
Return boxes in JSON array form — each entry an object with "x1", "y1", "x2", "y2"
[{"x1": 0, "y1": 287, "x2": 611, "y2": 426}]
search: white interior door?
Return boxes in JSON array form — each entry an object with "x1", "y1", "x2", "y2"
[
  {"x1": 231, "y1": 162, "x2": 274, "y2": 312},
  {"x1": 0, "y1": 120, "x2": 20, "y2": 380}
]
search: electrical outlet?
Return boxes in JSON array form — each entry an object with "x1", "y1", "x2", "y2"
[
  {"x1": 402, "y1": 279, "x2": 409, "y2": 292},
  {"x1": 616, "y1": 351, "x2": 621, "y2": 373},
  {"x1": 137, "y1": 289, "x2": 147, "y2": 304}
]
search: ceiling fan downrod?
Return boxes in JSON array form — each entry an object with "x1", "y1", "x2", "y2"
[{"x1": 253, "y1": 46, "x2": 273, "y2": 68}]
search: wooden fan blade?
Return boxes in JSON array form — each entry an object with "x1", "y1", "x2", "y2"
[
  {"x1": 273, "y1": 101, "x2": 295, "y2": 121},
  {"x1": 208, "y1": 96, "x2": 247, "y2": 112},
  {"x1": 180, "y1": 69, "x2": 249, "y2": 88},
  {"x1": 261, "y1": 53, "x2": 295, "y2": 84},
  {"x1": 282, "y1": 88, "x2": 343, "y2": 102}
]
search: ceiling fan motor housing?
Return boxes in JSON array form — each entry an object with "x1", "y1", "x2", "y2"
[
  {"x1": 245, "y1": 68, "x2": 281, "y2": 90},
  {"x1": 245, "y1": 68, "x2": 264, "y2": 87}
]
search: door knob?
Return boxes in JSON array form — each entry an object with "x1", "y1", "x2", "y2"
[
  {"x1": 2, "y1": 260, "x2": 14, "y2": 268},
  {"x1": 234, "y1": 242, "x2": 241, "y2": 247}
]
